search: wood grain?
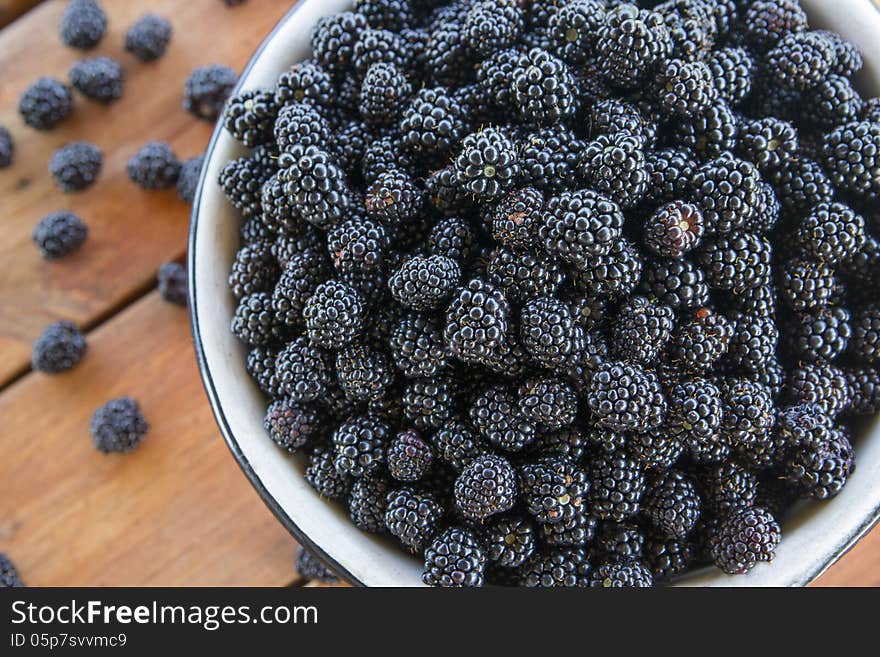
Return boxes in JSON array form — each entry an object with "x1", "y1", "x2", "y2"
[
  {"x1": 812, "y1": 523, "x2": 880, "y2": 587},
  {"x1": 0, "y1": 0, "x2": 292, "y2": 387},
  {"x1": 0, "y1": 0, "x2": 42, "y2": 28},
  {"x1": 0, "y1": 292, "x2": 298, "y2": 586}
]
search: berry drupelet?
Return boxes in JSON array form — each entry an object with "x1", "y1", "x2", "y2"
[
  {"x1": 90, "y1": 397, "x2": 149, "y2": 454},
  {"x1": 32, "y1": 211, "x2": 88, "y2": 259},
  {"x1": 31, "y1": 320, "x2": 87, "y2": 374}
]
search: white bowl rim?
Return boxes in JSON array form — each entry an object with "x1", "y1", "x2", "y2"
[{"x1": 188, "y1": 0, "x2": 880, "y2": 587}]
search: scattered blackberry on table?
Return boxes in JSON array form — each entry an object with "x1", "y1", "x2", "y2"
[
  {"x1": 484, "y1": 516, "x2": 535, "y2": 568},
  {"x1": 643, "y1": 201, "x2": 704, "y2": 259},
  {"x1": 18, "y1": 78, "x2": 73, "y2": 131},
  {"x1": 590, "y1": 559, "x2": 653, "y2": 588},
  {"x1": 176, "y1": 155, "x2": 204, "y2": 204},
  {"x1": 157, "y1": 262, "x2": 187, "y2": 306},
  {"x1": 31, "y1": 320, "x2": 87, "y2": 374},
  {"x1": 790, "y1": 307, "x2": 852, "y2": 363},
  {"x1": 389, "y1": 255, "x2": 460, "y2": 312},
  {"x1": 183, "y1": 65, "x2": 237, "y2": 120},
  {"x1": 0, "y1": 126, "x2": 12, "y2": 168},
  {"x1": 127, "y1": 141, "x2": 180, "y2": 190},
  {"x1": 264, "y1": 399, "x2": 323, "y2": 454},
  {"x1": 125, "y1": 14, "x2": 172, "y2": 62},
  {"x1": 0, "y1": 554, "x2": 24, "y2": 588},
  {"x1": 69, "y1": 57, "x2": 123, "y2": 104},
  {"x1": 423, "y1": 527, "x2": 486, "y2": 587},
  {"x1": 349, "y1": 473, "x2": 391, "y2": 533},
  {"x1": 49, "y1": 141, "x2": 102, "y2": 193},
  {"x1": 32, "y1": 211, "x2": 88, "y2": 259},
  {"x1": 295, "y1": 546, "x2": 338, "y2": 583},
  {"x1": 276, "y1": 336, "x2": 331, "y2": 403},
  {"x1": 306, "y1": 448, "x2": 352, "y2": 500},
  {"x1": 385, "y1": 487, "x2": 444, "y2": 551},
  {"x1": 60, "y1": 0, "x2": 106, "y2": 50},
  {"x1": 711, "y1": 506, "x2": 781, "y2": 575},
  {"x1": 90, "y1": 397, "x2": 148, "y2": 454},
  {"x1": 518, "y1": 548, "x2": 591, "y2": 587}
]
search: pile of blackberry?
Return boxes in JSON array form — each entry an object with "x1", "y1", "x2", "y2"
[{"x1": 221, "y1": 0, "x2": 880, "y2": 587}]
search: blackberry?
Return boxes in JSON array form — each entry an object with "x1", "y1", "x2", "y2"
[
  {"x1": 850, "y1": 304, "x2": 880, "y2": 364},
  {"x1": 399, "y1": 87, "x2": 467, "y2": 162},
  {"x1": 518, "y1": 547, "x2": 590, "y2": 587},
  {"x1": 728, "y1": 312, "x2": 779, "y2": 373},
  {"x1": 32, "y1": 211, "x2": 88, "y2": 259},
  {"x1": 510, "y1": 47, "x2": 578, "y2": 126},
  {"x1": 125, "y1": 14, "x2": 172, "y2": 62},
  {"x1": 389, "y1": 312, "x2": 448, "y2": 379},
  {"x1": 642, "y1": 147, "x2": 697, "y2": 206},
  {"x1": 274, "y1": 60, "x2": 334, "y2": 110},
  {"x1": 519, "y1": 296, "x2": 578, "y2": 369},
  {"x1": 60, "y1": 0, "x2": 106, "y2": 50},
  {"x1": 666, "y1": 377, "x2": 724, "y2": 452},
  {"x1": 701, "y1": 461, "x2": 758, "y2": 517},
  {"x1": 31, "y1": 320, "x2": 87, "y2": 374},
  {"x1": 579, "y1": 132, "x2": 647, "y2": 209},
  {"x1": 697, "y1": 232, "x2": 772, "y2": 293},
  {"x1": 611, "y1": 296, "x2": 674, "y2": 364},
  {"x1": 424, "y1": 19, "x2": 473, "y2": 88},
  {"x1": 246, "y1": 346, "x2": 283, "y2": 398},
  {"x1": 463, "y1": 0, "x2": 523, "y2": 58},
  {"x1": 641, "y1": 471, "x2": 701, "y2": 539},
  {"x1": 517, "y1": 128, "x2": 583, "y2": 192},
  {"x1": 282, "y1": 146, "x2": 350, "y2": 230},
  {"x1": 805, "y1": 75, "x2": 863, "y2": 131},
  {"x1": 469, "y1": 385, "x2": 536, "y2": 452},
  {"x1": 403, "y1": 376, "x2": 456, "y2": 431},
  {"x1": 845, "y1": 368, "x2": 880, "y2": 415},
  {"x1": 454, "y1": 127, "x2": 520, "y2": 200},
  {"x1": 333, "y1": 120, "x2": 369, "y2": 175},
  {"x1": 785, "y1": 363, "x2": 851, "y2": 417},
  {"x1": 790, "y1": 307, "x2": 851, "y2": 363},
  {"x1": 0, "y1": 554, "x2": 24, "y2": 588},
  {"x1": 273, "y1": 102, "x2": 332, "y2": 154},
  {"x1": 707, "y1": 46, "x2": 754, "y2": 107},
  {"x1": 721, "y1": 378, "x2": 776, "y2": 464},
  {"x1": 176, "y1": 155, "x2": 204, "y2": 204},
  {"x1": 711, "y1": 506, "x2": 781, "y2": 575},
  {"x1": 389, "y1": 255, "x2": 460, "y2": 312},
  {"x1": 588, "y1": 97, "x2": 657, "y2": 146},
  {"x1": 823, "y1": 121, "x2": 880, "y2": 198},
  {"x1": 444, "y1": 279, "x2": 510, "y2": 364},
  {"x1": 423, "y1": 527, "x2": 486, "y2": 587},
  {"x1": 670, "y1": 307, "x2": 733, "y2": 373},
  {"x1": 780, "y1": 258, "x2": 836, "y2": 312},
  {"x1": 228, "y1": 242, "x2": 278, "y2": 299},
  {"x1": 327, "y1": 218, "x2": 388, "y2": 276},
  {"x1": 231, "y1": 292, "x2": 278, "y2": 346},
  {"x1": 386, "y1": 430, "x2": 433, "y2": 482},
  {"x1": 223, "y1": 89, "x2": 277, "y2": 148},
  {"x1": 275, "y1": 336, "x2": 331, "y2": 403},
  {"x1": 332, "y1": 414, "x2": 391, "y2": 478},
  {"x1": 590, "y1": 559, "x2": 653, "y2": 588},
  {"x1": 797, "y1": 202, "x2": 867, "y2": 265},
  {"x1": 69, "y1": 57, "x2": 123, "y2": 103},
  {"x1": 488, "y1": 187, "x2": 542, "y2": 251},
  {"x1": 769, "y1": 157, "x2": 834, "y2": 215},
  {"x1": 359, "y1": 63, "x2": 412, "y2": 127},
  {"x1": 0, "y1": 126, "x2": 12, "y2": 168},
  {"x1": 336, "y1": 342, "x2": 394, "y2": 402},
  {"x1": 519, "y1": 457, "x2": 588, "y2": 525},
  {"x1": 595, "y1": 4, "x2": 671, "y2": 89},
  {"x1": 295, "y1": 546, "x2": 338, "y2": 583},
  {"x1": 518, "y1": 379, "x2": 577, "y2": 431},
  {"x1": 484, "y1": 516, "x2": 535, "y2": 568},
  {"x1": 743, "y1": 0, "x2": 807, "y2": 52},
  {"x1": 639, "y1": 257, "x2": 709, "y2": 310},
  {"x1": 644, "y1": 534, "x2": 694, "y2": 581},
  {"x1": 596, "y1": 521, "x2": 644, "y2": 561},
  {"x1": 305, "y1": 448, "x2": 352, "y2": 500},
  {"x1": 587, "y1": 451, "x2": 646, "y2": 522},
  {"x1": 311, "y1": 11, "x2": 367, "y2": 75},
  {"x1": 737, "y1": 117, "x2": 798, "y2": 174},
  {"x1": 183, "y1": 64, "x2": 236, "y2": 120},
  {"x1": 691, "y1": 154, "x2": 761, "y2": 235},
  {"x1": 259, "y1": 174, "x2": 300, "y2": 234},
  {"x1": 349, "y1": 473, "x2": 391, "y2": 533},
  {"x1": 264, "y1": 398, "x2": 323, "y2": 453},
  {"x1": 90, "y1": 397, "x2": 148, "y2": 454},
  {"x1": 477, "y1": 47, "x2": 520, "y2": 108},
  {"x1": 538, "y1": 511, "x2": 597, "y2": 547},
  {"x1": 385, "y1": 487, "x2": 444, "y2": 551},
  {"x1": 127, "y1": 141, "x2": 180, "y2": 190},
  {"x1": 671, "y1": 101, "x2": 738, "y2": 159},
  {"x1": 352, "y1": 28, "x2": 411, "y2": 77},
  {"x1": 157, "y1": 261, "x2": 188, "y2": 306},
  {"x1": 655, "y1": 58, "x2": 717, "y2": 118},
  {"x1": 486, "y1": 249, "x2": 562, "y2": 304},
  {"x1": 18, "y1": 78, "x2": 73, "y2": 130},
  {"x1": 272, "y1": 251, "x2": 327, "y2": 326},
  {"x1": 49, "y1": 141, "x2": 102, "y2": 193},
  {"x1": 644, "y1": 202, "x2": 704, "y2": 260},
  {"x1": 303, "y1": 280, "x2": 364, "y2": 349},
  {"x1": 767, "y1": 31, "x2": 836, "y2": 91},
  {"x1": 364, "y1": 169, "x2": 424, "y2": 229},
  {"x1": 587, "y1": 361, "x2": 666, "y2": 433},
  {"x1": 547, "y1": 0, "x2": 604, "y2": 65},
  {"x1": 539, "y1": 189, "x2": 624, "y2": 269}
]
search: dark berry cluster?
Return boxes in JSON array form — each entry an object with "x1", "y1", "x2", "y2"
[{"x1": 218, "y1": 0, "x2": 880, "y2": 587}]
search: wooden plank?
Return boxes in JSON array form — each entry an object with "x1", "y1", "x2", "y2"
[
  {"x1": 0, "y1": 292, "x2": 299, "y2": 586},
  {"x1": 0, "y1": 1, "x2": 42, "y2": 28},
  {"x1": 0, "y1": 0, "x2": 293, "y2": 386},
  {"x1": 812, "y1": 524, "x2": 880, "y2": 587}
]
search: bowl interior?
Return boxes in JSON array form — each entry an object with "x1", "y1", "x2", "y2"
[{"x1": 190, "y1": 0, "x2": 880, "y2": 586}]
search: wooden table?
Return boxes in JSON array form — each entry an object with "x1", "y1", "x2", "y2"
[{"x1": 0, "y1": 0, "x2": 877, "y2": 588}]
